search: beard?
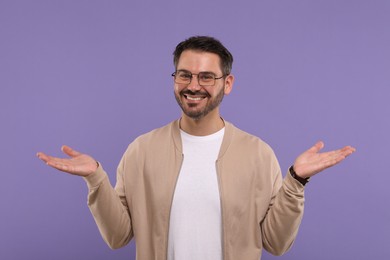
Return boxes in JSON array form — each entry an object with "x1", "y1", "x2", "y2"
[{"x1": 174, "y1": 86, "x2": 225, "y2": 120}]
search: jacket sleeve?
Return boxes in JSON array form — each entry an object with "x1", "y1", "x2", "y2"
[
  {"x1": 83, "y1": 158, "x2": 133, "y2": 249},
  {"x1": 260, "y1": 156, "x2": 305, "y2": 256}
]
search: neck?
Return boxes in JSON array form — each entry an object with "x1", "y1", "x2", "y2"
[{"x1": 180, "y1": 111, "x2": 225, "y2": 136}]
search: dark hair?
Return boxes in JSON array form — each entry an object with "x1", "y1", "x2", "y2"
[{"x1": 173, "y1": 36, "x2": 233, "y2": 75}]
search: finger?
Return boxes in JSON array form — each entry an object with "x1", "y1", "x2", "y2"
[
  {"x1": 44, "y1": 156, "x2": 78, "y2": 166},
  {"x1": 46, "y1": 160, "x2": 76, "y2": 173},
  {"x1": 36, "y1": 152, "x2": 50, "y2": 163},
  {"x1": 307, "y1": 141, "x2": 324, "y2": 153},
  {"x1": 320, "y1": 148, "x2": 354, "y2": 168},
  {"x1": 340, "y1": 146, "x2": 356, "y2": 154},
  {"x1": 339, "y1": 148, "x2": 355, "y2": 158},
  {"x1": 319, "y1": 149, "x2": 347, "y2": 162},
  {"x1": 37, "y1": 153, "x2": 65, "y2": 165},
  {"x1": 61, "y1": 145, "x2": 82, "y2": 158},
  {"x1": 329, "y1": 146, "x2": 356, "y2": 159},
  {"x1": 316, "y1": 145, "x2": 355, "y2": 160}
]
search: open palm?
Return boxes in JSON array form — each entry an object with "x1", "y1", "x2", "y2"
[
  {"x1": 293, "y1": 141, "x2": 356, "y2": 179},
  {"x1": 37, "y1": 145, "x2": 98, "y2": 176}
]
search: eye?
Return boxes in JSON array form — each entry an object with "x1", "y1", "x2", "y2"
[
  {"x1": 178, "y1": 72, "x2": 192, "y2": 79},
  {"x1": 199, "y1": 73, "x2": 215, "y2": 81}
]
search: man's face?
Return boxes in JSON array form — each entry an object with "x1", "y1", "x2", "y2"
[{"x1": 174, "y1": 50, "x2": 233, "y2": 120}]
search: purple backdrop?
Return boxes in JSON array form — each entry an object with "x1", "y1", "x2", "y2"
[{"x1": 1, "y1": 0, "x2": 389, "y2": 259}]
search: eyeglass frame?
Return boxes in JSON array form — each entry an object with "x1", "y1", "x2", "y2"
[{"x1": 171, "y1": 70, "x2": 226, "y2": 87}]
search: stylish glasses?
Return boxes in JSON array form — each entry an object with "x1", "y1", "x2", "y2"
[{"x1": 171, "y1": 70, "x2": 225, "y2": 87}]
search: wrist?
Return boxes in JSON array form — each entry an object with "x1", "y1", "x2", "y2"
[{"x1": 289, "y1": 166, "x2": 310, "y2": 186}]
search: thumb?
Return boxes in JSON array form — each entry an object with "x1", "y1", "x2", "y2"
[
  {"x1": 61, "y1": 145, "x2": 82, "y2": 158},
  {"x1": 308, "y1": 141, "x2": 324, "y2": 153}
]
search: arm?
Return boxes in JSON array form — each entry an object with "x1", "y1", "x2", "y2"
[
  {"x1": 37, "y1": 145, "x2": 133, "y2": 248},
  {"x1": 260, "y1": 154, "x2": 304, "y2": 256},
  {"x1": 84, "y1": 162, "x2": 133, "y2": 248},
  {"x1": 261, "y1": 141, "x2": 355, "y2": 255}
]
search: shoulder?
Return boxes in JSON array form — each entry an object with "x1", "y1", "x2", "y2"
[
  {"x1": 226, "y1": 121, "x2": 274, "y2": 155},
  {"x1": 124, "y1": 120, "x2": 178, "y2": 154},
  {"x1": 135, "y1": 121, "x2": 174, "y2": 142},
  {"x1": 221, "y1": 121, "x2": 282, "y2": 180}
]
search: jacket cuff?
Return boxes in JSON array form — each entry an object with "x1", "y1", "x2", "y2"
[
  {"x1": 284, "y1": 169, "x2": 305, "y2": 193},
  {"x1": 83, "y1": 163, "x2": 107, "y2": 189}
]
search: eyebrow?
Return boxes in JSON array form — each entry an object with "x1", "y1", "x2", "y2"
[{"x1": 176, "y1": 69, "x2": 217, "y2": 75}]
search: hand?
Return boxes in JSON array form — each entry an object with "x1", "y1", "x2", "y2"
[
  {"x1": 293, "y1": 141, "x2": 356, "y2": 179},
  {"x1": 37, "y1": 145, "x2": 98, "y2": 177}
]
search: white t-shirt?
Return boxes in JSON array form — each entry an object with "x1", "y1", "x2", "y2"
[{"x1": 167, "y1": 128, "x2": 225, "y2": 260}]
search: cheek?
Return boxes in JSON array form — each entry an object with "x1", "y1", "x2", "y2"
[
  {"x1": 211, "y1": 85, "x2": 224, "y2": 97},
  {"x1": 174, "y1": 84, "x2": 187, "y2": 94}
]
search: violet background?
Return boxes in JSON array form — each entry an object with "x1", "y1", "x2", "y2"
[{"x1": 1, "y1": 0, "x2": 389, "y2": 259}]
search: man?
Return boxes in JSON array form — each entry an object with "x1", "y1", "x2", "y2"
[{"x1": 37, "y1": 36, "x2": 355, "y2": 260}]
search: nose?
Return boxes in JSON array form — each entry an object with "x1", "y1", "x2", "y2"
[{"x1": 187, "y1": 74, "x2": 202, "y2": 91}]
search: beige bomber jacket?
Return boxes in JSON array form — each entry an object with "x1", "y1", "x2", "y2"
[{"x1": 84, "y1": 119, "x2": 305, "y2": 260}]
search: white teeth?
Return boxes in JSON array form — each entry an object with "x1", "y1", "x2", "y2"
[{"x1": 186, "y1": 96, "x2": 204, "y2": 101}]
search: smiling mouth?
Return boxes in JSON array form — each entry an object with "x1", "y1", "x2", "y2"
[{"x1": 184, "y1": 95, "x2": 205, "y2": 101}]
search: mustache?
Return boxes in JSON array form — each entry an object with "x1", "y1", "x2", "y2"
[{"x1": 180, "y1": 89, "x2": 210, "y2": 97}]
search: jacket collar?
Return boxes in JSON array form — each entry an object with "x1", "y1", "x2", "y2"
[{"x1": 171, "y1": 118, "x2": 234, "y2": 159}]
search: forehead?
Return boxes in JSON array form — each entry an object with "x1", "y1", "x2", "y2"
[{"x1": 177, "y1": 50, "x2": 221, "y2": 73}]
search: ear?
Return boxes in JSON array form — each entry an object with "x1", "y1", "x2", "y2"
[{"x1": 223, "y1": 74, "x2": 234, "y2": 95}]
